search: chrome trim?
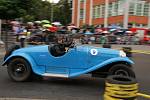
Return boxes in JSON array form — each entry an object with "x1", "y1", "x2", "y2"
[{"x1": 42, "y1": 73, "x2": 68, "y2": 78}]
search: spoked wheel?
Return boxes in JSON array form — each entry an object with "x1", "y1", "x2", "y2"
[
  {"x1": 109, "y1": 64, "x2": 136, "y2": 78},
  {"x1": 7, "y1": 58, "x2": 32, "y2": 82},
  {"x1": 114, "y1": 69, "x2": 129, "y2": 76}
]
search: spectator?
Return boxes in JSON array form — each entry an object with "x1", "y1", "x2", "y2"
[
  {"x1": 99, "y1": 34, "x2": 107, "y2": 44},
  {"x1": 18, "y1": 26, "x2": 27, "y2": 47},
  {"x1": 48, "y1": 24, "x2": 58, "y2": 33}
]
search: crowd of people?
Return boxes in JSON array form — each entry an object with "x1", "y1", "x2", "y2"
[{"x1": 4, "y1": 20, "x2": 146, "y2": 47}]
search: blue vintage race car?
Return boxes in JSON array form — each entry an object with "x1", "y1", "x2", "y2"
[{"x1": 2, "y1": 44, "x2": 135, "y2": 82}]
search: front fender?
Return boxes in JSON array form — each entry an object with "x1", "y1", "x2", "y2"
[
  {"x1": 2, "y1": 53, "x2": 45, "y2": 75},
  {"x1": 70, "y1": 57, "x2": 134, "y2": 77}
]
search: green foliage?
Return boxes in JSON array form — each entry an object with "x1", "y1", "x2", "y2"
[
  {"x1": 0, "y1": 0, "x2": 72, "y2": 25},
  {"x1": 54, "y1": 0, "x2": 72, "y2": 25},
  {"x1": 23, "y1": 15, "x2": 35, "y2": 22},
  {"x1": 0, "y1": 0, "x2": 20, "y2": 19}
]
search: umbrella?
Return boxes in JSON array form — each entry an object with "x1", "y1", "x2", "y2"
[
  {"x1": 84, "y1": 31, "x2": 93, "y2": 35},
  {"x1": 109, "y1": 29, "x2": 117, "y2": 32},
  {"x1": 102, "y1": 31, "x2": 110, "y2": 34},
  {"x1": 51, "y1": 22, "x2": 62, "y2": 26},
  {"x1": 27, "y1": 22, "x2": 34, "y2": 25},
  {"x1": 68, "y1": 25, "x2": 77, "y2": 29},
  {"x1": 41, "y1": 20, "x2": 50, "y2": 24},
  {"x1": 108, "y1": 25, "x2": 121, "y2": 29},
  {"x1": 126, "y1": 31, "x2": 133, "y2": 34},
  {"x1": 34, "y1": 21, "x2": 41, "y2": 24},
  {"x1": 10, "y1": 21, "x2": 20, "y2": 25},
  {"x1": 43, "y1": 24, "x2": 52, "y2": 28}
]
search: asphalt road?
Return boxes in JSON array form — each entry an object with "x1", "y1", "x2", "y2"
[{"x1": 0, "y1": 48, "x2": 150, "y2": 100}]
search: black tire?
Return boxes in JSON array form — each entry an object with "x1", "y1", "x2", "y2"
[
  {"x1": 108, "y1": 64, "x2": 136, "y2": 78},
  {"x1": 106, "y1": 75, "x2": 137, "y2": 85},
  {"x1": 4, "y1": 45, "x2": 20, "y2": 60},
  {"x1": 7, "y1": 58, "x2": 32, "y2": 82}
]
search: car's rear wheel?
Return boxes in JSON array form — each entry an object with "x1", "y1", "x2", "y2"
[
  {"x1": 7, "y1": 58, "x2": 32, "y2": 82},
  {"x1": 108, "y1": 64, "x2": 135, "y2": 78}
]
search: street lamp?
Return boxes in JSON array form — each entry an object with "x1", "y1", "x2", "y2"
[{"x1": 42, "y1": 0, "x2": 54, "y2": 22}]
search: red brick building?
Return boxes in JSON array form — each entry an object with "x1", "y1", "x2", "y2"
[{"x1": 72, "y1": 0, "x2": 150, "y2": 28}]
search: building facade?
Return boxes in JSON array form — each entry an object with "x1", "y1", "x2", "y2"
[{"x1": 72, "y1": 0, "x2": 150, "y2": 28}]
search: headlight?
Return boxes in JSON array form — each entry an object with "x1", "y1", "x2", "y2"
[
  {"x1": 119, "y1": 50, "x2": 126, "y2": 57},
  {"x1": 90, "y1": 49, "x2": 98, "y2": 56}
]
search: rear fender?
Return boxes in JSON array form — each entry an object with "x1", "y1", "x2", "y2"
[
  {"x1": 70, "y1": 57, "x2": 134, "y2": 77},
  {"x1": 2, "y1": 53, "x2": 45, "y2": 75}
]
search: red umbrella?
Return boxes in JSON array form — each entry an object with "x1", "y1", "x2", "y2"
[{"x1": 102, "y1": 31, "x2": 110, "y2": 34}]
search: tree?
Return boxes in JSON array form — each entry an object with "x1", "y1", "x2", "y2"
[
  {"x1": 0, "y1": 0, "x2": 72, "y2": 24},
  {"x1": 0, "y1": 0, "x2": 21, "y2": 19},
  {"x1": 54, "y1": 0, "x2": 72, "y2": 25}
]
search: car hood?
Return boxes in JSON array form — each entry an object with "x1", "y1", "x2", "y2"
[
  {"x1": 13, "y1": 45, "x2": 49, "y2": 54},
  {"x1": 76, "y1": 45, "x2": 119, "y2": 56}
]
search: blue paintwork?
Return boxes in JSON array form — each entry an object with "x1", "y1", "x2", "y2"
[{"x1": 2, "y1": 45, "x2": 134, "y2": 78}]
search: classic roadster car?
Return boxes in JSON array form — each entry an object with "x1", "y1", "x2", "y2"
[{"x1": 2, "y1": 43, "x2": 135, "y2": 82}]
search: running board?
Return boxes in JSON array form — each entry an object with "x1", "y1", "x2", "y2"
[{"x1": 42, "y1": 73, "x2": 69, "y2": 78}]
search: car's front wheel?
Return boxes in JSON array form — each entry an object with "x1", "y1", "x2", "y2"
[
  {"x1": 7, "y1": 58, "x2": 32, "y2": 82},
  {"x1": 108, "y1": 64, "x2": 136, "y2": 78}
]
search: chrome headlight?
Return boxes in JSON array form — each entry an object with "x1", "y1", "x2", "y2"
[
  {"x1": 119, "y1": 50, "x2": 126, "y2": 57},
  {"x1": 90, "y1": 49, "x2": 98, "y2": 56}
]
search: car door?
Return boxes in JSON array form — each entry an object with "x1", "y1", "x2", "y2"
[{"x1": 44, "y1": 47, "x2": 89, "y2": 76}]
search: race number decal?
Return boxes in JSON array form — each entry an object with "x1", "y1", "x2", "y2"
[{"x1": 90, "y1": 49, "x2": 98, "y2": 55}]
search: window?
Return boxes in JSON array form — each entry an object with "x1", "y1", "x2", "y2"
[
  {"x1": 93, "y1": 7, "x2": 96, "y2": 19},
  {"x1": 93, "y1": 5, "x2": 101, "y2": 19},
  {"x1": 136, "y1": 3, "x2": 142, "y2": 16},
  {"x1": 143, "y1": 3, "x2": 149, "y2": 16},
  {"x1": 101, "y1": 4, "x2": 105, "y2": 18},
  {"x1": 112, "y1": 2, "x2": 118, "y2": 16},
  {"x1": 96, "y1": 6, "x2": 101, "y2": 18},
  {"x1": 80, "y1": 9, "x2": 84, "y2": 19},
  {"x1": 100, "y1": 5, "x2": 103, "y2": 18},
  {"x1": 108, "y1": 3, "x2": 112, "y2": 17},
  {"x1": 129, "y1": 3, "x2": 135, "y2": 15},
  {"x1": 117, "y1": 0, "x2": 124, "y2": 15}
]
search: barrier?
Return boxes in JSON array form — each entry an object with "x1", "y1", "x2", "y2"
[{"x1": 104, "y1": 75, "x2": 150, "y2": 100}]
